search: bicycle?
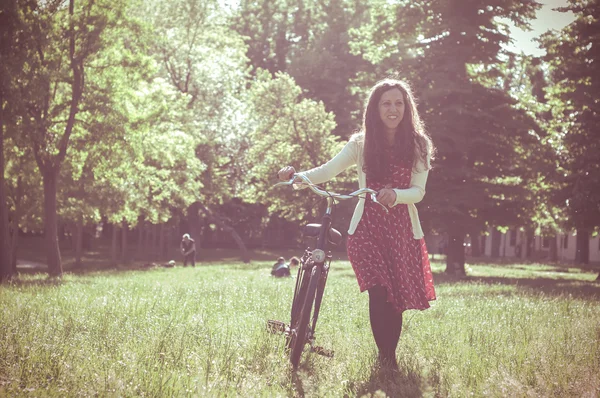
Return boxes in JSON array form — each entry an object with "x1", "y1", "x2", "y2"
[{"x1": 267, "y1": 173, "x2": 388, "y2": 369}]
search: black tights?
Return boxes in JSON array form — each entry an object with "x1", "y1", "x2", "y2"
[{"x1": 368, "y1": 285, "x2": 403, "y2": 364}]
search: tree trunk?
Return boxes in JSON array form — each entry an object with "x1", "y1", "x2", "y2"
[
  {"x1": 141, "y1": 223, "x2": 148, "y2": 259},
  {"x1": 525, "y1": 227, "x2": 534, "y2": 259},
  {"x1": 159, "y1": 223, "x2": 166, "y2": 262},
  {"x1": 144, "y1": 224, "x2": 152, "y2": 260},
  {"x1": 491, "y1": 229, "x2": 501, "y2": 258},
  {"x1": 152, "y1": 223, "x2": 162, "y2": 261},
  {"x1": 549, "y1": 235, "x2": 558, "y2": 262},
  {"x1": 470, "y1": 231, "x2": 481, "y2": 257},
  {"x1": 111, "y1": 223, "x2": 118, "y2": 267},
  {"x1": 8, "y1": 175, "x2": 21, "y2": 275},
  {"x1": 0, "y1": 89, "x2": 12, "y2": 281},
  {"x1": 42, "y1": 169, "x2": 63, "y2": 276},
  {"x1": 197, "y1": 202, "x2": 250, "y2": 263},
  {"x1": 137, "y1": 220, "x2": 145, "y2": 260},
  {"x1": 202, "y1": 217, "x2": 212, "y2": 248},
  {"x1": 148, "y1": 223, "x2": 156, "y2": 258},
  {"x1": 575, "y1": 228, "x2": 590, "y2": 265},
  {"x1": 121, "y1": 219, "x2": 128, "y2": 264},
  {"x1": 74, "y1": 215, "x2": 83, "y2": 268},
  {"x1": 187, "y1": 203, "x2": 203, "y2": 244},
  {"x1": 10, "y1": 228, "x2": 18, "y2": 274},
  {"x1": 162, "y1": 222, "x2": 170, "y2": 259},
  {"x1": 445, "y1": 232, "x2": 466, "y2": 276}
]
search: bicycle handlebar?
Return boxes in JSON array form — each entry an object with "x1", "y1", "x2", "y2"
[{"x1": 274, "y1": 173, "x2": 389, "y2": 213}]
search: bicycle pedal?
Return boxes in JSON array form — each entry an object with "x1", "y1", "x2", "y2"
[
  {"x1": 266, "y1": 320, "x2": 287, "y2": 334},
  {"x1": 311, "y1": 346, "x2": 334, "y2": 358}
]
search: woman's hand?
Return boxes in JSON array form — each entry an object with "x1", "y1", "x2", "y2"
[
  {"x1": 376, "y1": 187, "x2": 396, "y2": 207},
  {"x1": 278, "y1": 166, "x2": 296, "y2": 181}
]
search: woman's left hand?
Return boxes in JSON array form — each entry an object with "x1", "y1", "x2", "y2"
[{"x1": 376, "y1": 188, "x2": 396, "y2": 207}]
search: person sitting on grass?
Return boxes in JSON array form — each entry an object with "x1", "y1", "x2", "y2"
[
  {"x1": 180, "y1": 233, "x2": 196, "y2": 267},
  {"x1": 271, "y1": 257, "x2": 291, "y2": 277},
  {"x1": 289, "y1": 256, "x2": 300, "y2": 268}
]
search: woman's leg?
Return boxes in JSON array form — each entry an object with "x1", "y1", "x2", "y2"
[
  {"x1": 368, "y1": 285, "x2": 403, "y2": 366},
  {"x1": 368, "y1": 285, "x2": 388, "y2": 356},
  {"x1": 388, "y1": 309, "x2": 403, "y2": 364}
]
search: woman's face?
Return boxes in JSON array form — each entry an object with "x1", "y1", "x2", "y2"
[{"x1": 378, "y1": 88, "x2": 405, "y2": 133}]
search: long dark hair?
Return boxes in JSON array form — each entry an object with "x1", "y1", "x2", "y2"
[{"x1": 359, "y1": 79, "x2": 434, "y2": 181}]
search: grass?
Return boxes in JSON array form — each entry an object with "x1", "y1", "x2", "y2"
[{"x1": 1, "y1": 249, "x2": 600, "y2": 397}]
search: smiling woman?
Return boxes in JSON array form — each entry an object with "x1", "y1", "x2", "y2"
[
  {"x1": 277, "y1": 78, "x2": 437, "y2": 369},
  {"x1": 378, "y1": 89, "x2": 405, "y2": 139}
]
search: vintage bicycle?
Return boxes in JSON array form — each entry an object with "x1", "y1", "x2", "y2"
[{"x1": 267, "y1": 173, "x2": 388, "y2": 369}]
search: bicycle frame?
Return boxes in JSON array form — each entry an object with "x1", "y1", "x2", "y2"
[
  {"x1": 290, "y1": 194, "x2": 334, "y2": 344},
  {"x1": 269, "y1": 173, "x2": 388, "y2": 367}
]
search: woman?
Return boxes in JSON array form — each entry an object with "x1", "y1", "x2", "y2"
[{"x1": 277, "y1": 78, "x2": 436, "y2": 369}]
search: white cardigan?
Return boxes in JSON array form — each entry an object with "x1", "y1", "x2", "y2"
[{"x1": 297, "y1": 135, "x2": 430, "y2": 239}]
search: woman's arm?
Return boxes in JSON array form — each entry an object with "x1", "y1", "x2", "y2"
[
  {"x1": 391, "y1": 154, "x2": 430, "y2": 206},
  {"x1": 294, "y1": 140, "x2": 358, "y2": 186},
  {"x1": 391, "y1": 168, "x2": 428, "y2": 205}
]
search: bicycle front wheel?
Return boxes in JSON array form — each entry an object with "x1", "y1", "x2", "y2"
[{"x1": 290, "y1": 265, "x2": 322, "y2": 368}]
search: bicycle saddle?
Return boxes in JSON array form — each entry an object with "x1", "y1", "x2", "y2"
[{"x1": 303, "y1": 224, "x2": 343, "y2": 245}]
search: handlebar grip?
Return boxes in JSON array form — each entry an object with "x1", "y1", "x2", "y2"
[{"x1": 276, "y1": 170, "x2": 296, "y2": 181}]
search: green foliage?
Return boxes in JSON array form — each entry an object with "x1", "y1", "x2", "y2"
[
  {"x1": 234, "y1": 0, "x2": 370, "y2": 138},
  {"x1": 540, "y1": 0, "x2": 600, "y2": 231},
  {"x1": 367, "y1": 1, "x2": 545, "y2": 239},
  {"x1": 5, "y1": 143, "x2": 44, "y2": 229},
  {"x1": 233, "y1": 0, "x2": 304, "y2": 74},
  {"x1": 242, "y1": 71, "x2": 346, "y2": 220},
  {"x1": 286, "y1": 0, "x2": 370, "y2": 137},
  {"x1": 140, "y1": 0, "x2": 250, "y2": 209},
  {"x1": 57, "y1": 0, "x2": 156, "y2": 227},
  {"x1": 1, "y1": 0, "x2": 594, "y2": 260}
]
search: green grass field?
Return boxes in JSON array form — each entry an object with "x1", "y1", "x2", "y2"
[{"x1": 1, "y1": 251, "x2": 599, "y2": 397}]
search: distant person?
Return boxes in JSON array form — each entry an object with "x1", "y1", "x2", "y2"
[
  {"x1": 180, "y1": 233, "x2": 196, "y2": 267},
  {"x1": 271, "y1": 257, "x2": 291, "y2": 277},
  {"x1": 289, "y1": 256, "x2": 300, "y2": 268}
]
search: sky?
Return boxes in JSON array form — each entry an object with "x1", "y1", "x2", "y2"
[
  {"x1": 504, "y1": 0, "x2": 576, "y2": 56},
  {"x1": 218, "y1": 0, "x2": 576, "y2": 57}
]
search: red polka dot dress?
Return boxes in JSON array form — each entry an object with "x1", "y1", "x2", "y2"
[{"x1": 347, "y1": 148, "x2": 436, "y2": 313}]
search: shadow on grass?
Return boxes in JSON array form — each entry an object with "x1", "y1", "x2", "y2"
[
  {"x1": 290, "y1": 371, "x2": 306, "y2": 397},
  {"x1": 3, "y1": 276, "x2": 64, "y2": 288},
  {"x1": 347, "y1": 364, "x2": 423, "y2": 398},
  {"x1": 433, "y1": 272, "x2": 600, "y2": 299}
]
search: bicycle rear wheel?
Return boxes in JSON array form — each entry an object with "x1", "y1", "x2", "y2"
[{"x1": 290, "y1": 266, "x2": 322, "y2": 368}]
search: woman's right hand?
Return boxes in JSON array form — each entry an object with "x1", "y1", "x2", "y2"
[{"x1": 278, "y1": 166, "x2": 296, "y2": 181}]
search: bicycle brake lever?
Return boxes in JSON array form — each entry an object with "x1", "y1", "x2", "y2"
[
  {"x1": 273, "y1": 174, "x2": 303, "y2": 188},
  {"x1": 370, "y1": 193, "x2": 389, "y2": 213}
]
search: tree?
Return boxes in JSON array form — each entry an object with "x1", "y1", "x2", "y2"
[
  {"x1": 233, "y1": 0, "x2": 306, "y2": 75},
  {"x1": 53, "y1": 11, "x2": 156, "y2": 268},
  {"x1": 0, "y1": 0, "x2": 30, "y2": 280},
  {"x1": 413, "y1": 0, "x2": 546, "y2": 274},
  {"x1": 11, "y1": 0, "x2": 136, "y2": 276},
  {"x1": 351, "y1": 0, "x2": 545, "y2": 273},
  {"x1": 233, "y1": 0, "x2": 370, "y2": 138},
  {"x1": 139, "y1": 0, "x2": 254, "y2": 262},
  {"x1": 241, "y1": 71, "x2": 346, "y2": 223},
  {"x1": 471, "y1": 54, "x2": 565, "y2": 261},
  {"x1": 286, "y1": 0, "x2": 370, "y2": 138},
  {"x1": 541, "y1": 0, "x2": 600, "y2": 267}
]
